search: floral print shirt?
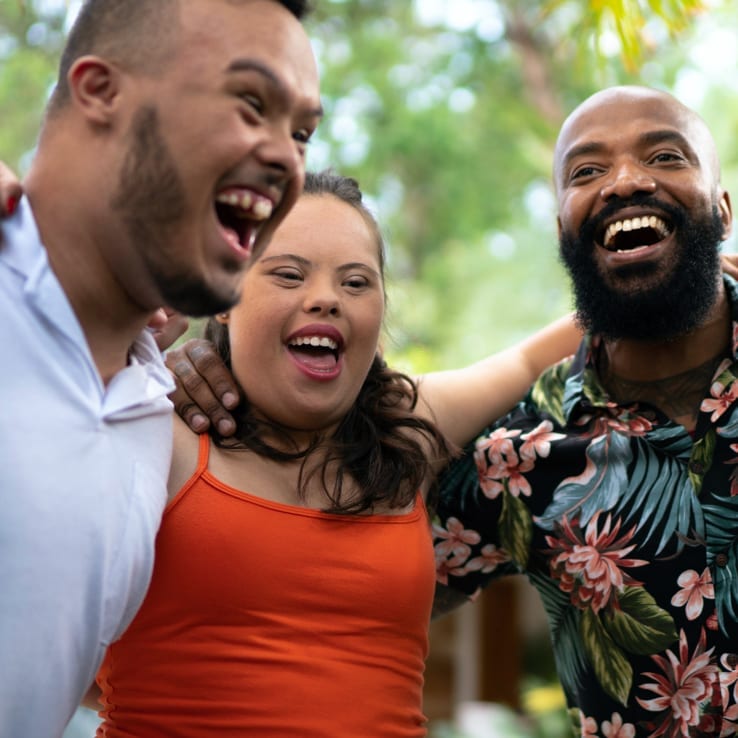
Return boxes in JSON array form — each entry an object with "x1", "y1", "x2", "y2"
[{"x1": 433, "y1": 278, "x2": 738, "y2": 738}]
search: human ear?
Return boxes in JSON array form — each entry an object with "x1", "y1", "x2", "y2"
[
  {"x1": 718, "y1": 191, "x2": 733, "y2": 241},
  {"x1": 215, "y1": 312, "x2": 230, "y2": 325},
  {"x1": 67, "y1": 55, "x2": 122, "y2": 126}
]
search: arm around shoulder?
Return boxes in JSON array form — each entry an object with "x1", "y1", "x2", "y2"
[{"x1": 417, "y1": 313, "x2": 581, "y2": 450}]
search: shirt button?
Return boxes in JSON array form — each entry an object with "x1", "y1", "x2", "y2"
[
  {"x1": 689, "y1": 460, "x2": 705, "y2": 474},
  {"x1": 716, "y1": 552, "x2": 729, "y2": 567}
]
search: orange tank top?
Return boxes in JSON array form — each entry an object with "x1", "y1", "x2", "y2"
[{"x1": 96, "y1": 434, "x2": 435, "y2": 737}]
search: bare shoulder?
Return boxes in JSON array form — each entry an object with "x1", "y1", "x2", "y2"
[{"x1": 167, "y1": 415, "x2": 202, "y2": 502}]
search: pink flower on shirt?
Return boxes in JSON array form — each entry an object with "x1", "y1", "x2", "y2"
[
  {"x1": 519, "y1": 420, "x2": 565, "y2": 461},
  {"x1": 464, "y1": 543, "x2": 510, "y2": 574},
  {"x1": 670, "y1": 568, "x2": 715, "y2": 621},
  {"x1": 637, "y1": 629, "x2": 719, "y2": 737},
  {"x1": 433, "y1": 517, "x2": 480, "y2": 558},
  {"x1": 579, "y1": 712, "x2": 598, "y2": 737},
  {"x1": 601, "y1": 712, "x2": 636, "y2": 737},
  {"x1": 475, "y1": 427, "x2": 533, "y2": 499},
  {"x1": 435, "y1": 551, "x2": 469, "y2": 586},
  {"x1": 702, "y1": 368, "x2": 738, "y2": 422},
  {"x1": 546, "y1": 513, "x2": 646, "y2": 613}
]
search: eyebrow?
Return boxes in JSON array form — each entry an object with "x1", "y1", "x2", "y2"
[
  {"x1": 226, "y1": 59, "x2": 324, "y2": 119},
  {"x1": 261, "y1": 254, "x2": 380, "y2": 276},
  {"x1": 261, "y1": 253, "x2": 311, "y2": 267},
  {"x1": 561, "y1": 129, "x2": 695, "y2": 172}
]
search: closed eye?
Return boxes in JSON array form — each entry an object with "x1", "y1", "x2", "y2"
[
  {"x1": 241, "y1": 94, "x2": 264, "y2": 116},
  {"x1": 273, "y1": 268, "x2": 303, "y2": 283},
  {"x1": 344, "y1": 276, "x2": 371, "y2": 290}
]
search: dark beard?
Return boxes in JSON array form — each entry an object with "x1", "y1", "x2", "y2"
[
  {"x1": 111, "y1": 106, "x2": 240, "y2": 317},
  {"x1": 559, "y1": 196, "x2": 724, "y2": 341}
]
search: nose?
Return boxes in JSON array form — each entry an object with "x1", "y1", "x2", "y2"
[
  {"x1": 303, "y1": 280, "x2": 340, "y2": 317},
  {"x1": 256, "y1": 123, "x2": 305, "y2": 183},
  {"x1": 600, "y1": 159, "x2": 657, "y2": 201}
]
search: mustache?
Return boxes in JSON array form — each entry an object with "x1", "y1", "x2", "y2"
[{"x1": 578, "y1": 194, "x2": 685, "y2": 243}]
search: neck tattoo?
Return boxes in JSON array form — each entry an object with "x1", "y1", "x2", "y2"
[{"x1": 598, "y1": 349, "x2": 728, "y2": 429}]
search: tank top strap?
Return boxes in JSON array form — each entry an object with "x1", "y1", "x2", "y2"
[{"x1": 195, "y1": 432, "x2": 211, "y2": 475}]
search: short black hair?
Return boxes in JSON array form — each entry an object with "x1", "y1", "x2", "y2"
[
  {"x1": 278, "y1": 0, "x2": 313, "y2": 18},
  {"x1": 48, "y1": 0, "x2": 313, "y2": 112}
]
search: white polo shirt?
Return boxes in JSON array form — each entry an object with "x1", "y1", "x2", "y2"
[{"x1": 0, "y1": 199, "x2": 175, "y2": 737}]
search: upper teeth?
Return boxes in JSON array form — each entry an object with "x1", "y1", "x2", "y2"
[
  {"x1": 604, "y1": 215, "x2": 669, "y2": 248},
  {"x1": 252, "y1": 200, "x2": 272, "y2": 220},
  {"x1": 290, "y1": 336, "x2": 338, "y2": 350},
  {"x1": 215, "y1": 191, "x2": 273, "y2": 221}
]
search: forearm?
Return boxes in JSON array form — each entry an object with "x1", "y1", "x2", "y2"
[{"x1": 417, "y1": 313, "x2": 581, "y2": 449}]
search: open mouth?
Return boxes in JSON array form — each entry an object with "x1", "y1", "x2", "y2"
[
  {"x1": 215, "y1": 188, "x2": 274, "y2": 255},
  {"x1": 599, "y1": 215, "x2": 671, "y2": 252},
  {"x1": 287, "y1": 335, "x2": 341, "y2": 372}
]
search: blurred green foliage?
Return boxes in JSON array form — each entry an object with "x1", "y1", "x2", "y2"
[
  {"x1": 1, "y1": 0, "x2": 735, "y2": 374},
  {"x1": 4, "y1": 3, "x2": 735, "y2": 736}
]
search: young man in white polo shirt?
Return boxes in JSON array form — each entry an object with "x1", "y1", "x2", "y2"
[{"x1": 0, "y1": 0, "x2": 321, "y2": 734}]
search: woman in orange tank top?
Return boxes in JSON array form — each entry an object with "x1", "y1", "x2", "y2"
[{"x1": 86, "y1": 170, "x2": 580, "y2": 737}]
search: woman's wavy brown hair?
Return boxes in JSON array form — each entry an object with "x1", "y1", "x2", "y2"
[{"x1": 204, "y1": 169, "x2": 453, "y2": 514}]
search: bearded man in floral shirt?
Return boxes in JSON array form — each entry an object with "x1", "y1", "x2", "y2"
[{"x1": 433, "y1": 86, "x2": 738, "y2": 738}]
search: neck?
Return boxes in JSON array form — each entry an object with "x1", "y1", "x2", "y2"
[
  {"x1": 598, "y1": 284, "x2": 732, "y2": 430},
  {"x1": 25, "y1": 174, "x2": 154, "y2": 385}
]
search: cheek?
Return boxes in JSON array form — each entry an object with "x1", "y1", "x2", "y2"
[
  {"x1": 557, "y1": 200, "x2": 579, "y2": 235},
  {"x1": 226, "y1": 312, "x2": 272, "y2": 368},
  {"x1": 559, "y1": 190, "x2": 595, "y2": 232},
  {"x1": 352, "y1": 303, "x2": 384, "y2": 367}
]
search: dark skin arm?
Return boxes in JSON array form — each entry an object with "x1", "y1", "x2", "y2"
[
  {"x1": 165, "y1": 339, "x2": 240, "y2": 436},
  {"x1": 4, "y1": 163, "x2": 738, "y2": 431},
  {"x1": 163, "y1": 250, "x2": 738, "y2": 436}
]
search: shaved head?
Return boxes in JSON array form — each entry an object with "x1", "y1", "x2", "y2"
[{"x1": 554, "y1": 86, "x2": 722, "y2": 197}]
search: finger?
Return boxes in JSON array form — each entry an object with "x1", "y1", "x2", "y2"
[
  {"x1": 168, "y1": 358, "x2": 223, "y2": 434},
  {"x1": 186, "y1": 341, "x2": 240, "y2": 410},
  {"x1": 147, "y1": 308, "x2": 170, "y2": 331},
  {"x1": 0, "y1": 160, "x2": 23, "y2": 216},
  {"x1": 149, "y1": 309, "x2": 189, "y2": 352},
  {"x1": 166, "y1": 341, "x2": 238, "y2": 436}
]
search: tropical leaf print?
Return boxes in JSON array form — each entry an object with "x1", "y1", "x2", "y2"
[
  {"x1": 548, "y1": 604, "x2": 590, "y2": 700},
  {"x1": 703, "y1": 492, "x2": 738, "y2": 630},
  {"x1": 716, "y1": 403, "x2": 738, "y2": 438},
  {"x1": 530, "y1": 568, "x2": 571, "y2": 634},
  {"x1": 689, "y1": 430, "x2": 716, "y2": 497},
  {"x1": 603, "y1": 586, "x2": 678, "y2": 656},
  {"x1": 499, "y1": 487, "x2": 533, "y2": 568},
  {"x1": 537, "y1": 432, "x2": 630, "y2": 531},
  {"x1": 581, "y1": 608, "x2": 633, "y2": 706},
  {"x1": 530, "y1": 360, "x2": 571, "y2": 424},
  {"x1": 531, "y1": 572, "x2": 590, "y2": 694},
  {"x1": 603, "y1": 436, "x2": 704, "y2": 556}
]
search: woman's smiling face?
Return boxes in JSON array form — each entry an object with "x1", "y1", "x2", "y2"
[{"x1": 220, "y1": 193, "x2": 385, "y2": 437}]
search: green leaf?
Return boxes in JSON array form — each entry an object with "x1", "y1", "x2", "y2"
[
  {"x1": 690, "y1": 430, "x2": 716, "y2": 496},
  {"x1": 499, "y1": 488, "x2": 533, "y2": 569},
  {"x1": 603, "y1": 586, "x2": 678, "y2": 655},
  {"x1": 581, "y1": 608, "x2": 633, "y2": 706},
  {"x1": 530, "y1": 361, "x2": 570, "y2": 424}
]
